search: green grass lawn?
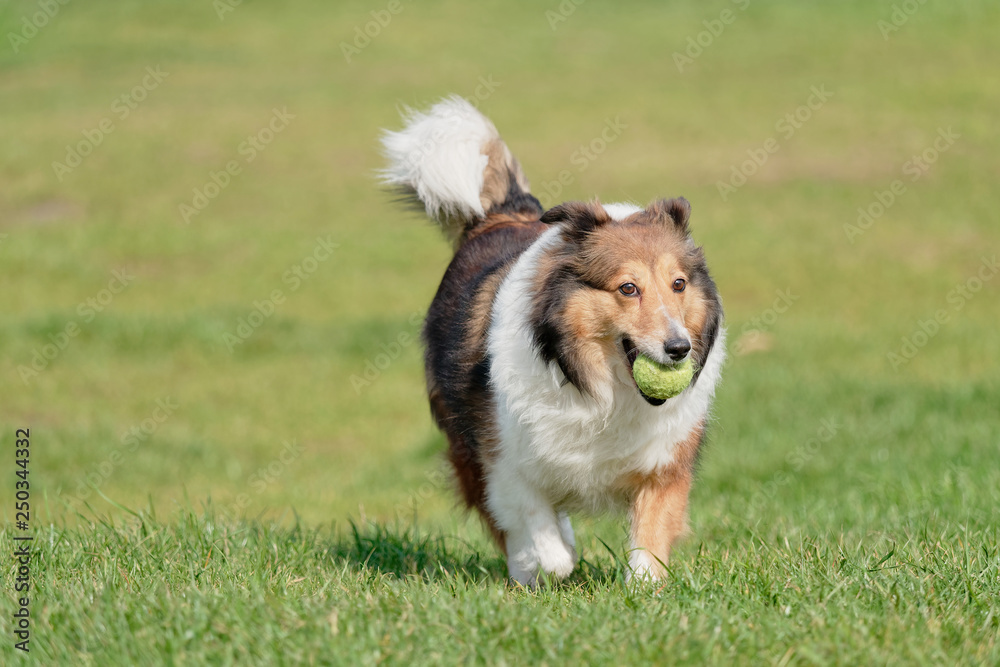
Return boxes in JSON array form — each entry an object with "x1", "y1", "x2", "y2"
[{"x1": 1, "y1": 0, "x2": 998, "y2": 663}]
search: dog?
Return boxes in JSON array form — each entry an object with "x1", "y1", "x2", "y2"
[{"x1": 381, "y1": 97, "x2": 725, "y2": 586}]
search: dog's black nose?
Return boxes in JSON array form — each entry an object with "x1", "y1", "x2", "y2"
[{"x1": 664, "y1": 338, "x2": 691, "y2": 361}]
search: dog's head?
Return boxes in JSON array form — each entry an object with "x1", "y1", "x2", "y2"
[{"x1": 532, "y1": 198, "x2": 722, "y2": 405}]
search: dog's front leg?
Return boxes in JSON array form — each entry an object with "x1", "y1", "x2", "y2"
[
  {"x1": 486, "y1": 466, "x2": 577, "y2": 587},
  {"x1": 627, "y1": 465, "x2": 692, "y2": 582}
]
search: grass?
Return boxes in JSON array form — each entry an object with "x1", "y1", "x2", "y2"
[
  {"x1": 3, "y1": 508, "x2": 997, "y2": 664},
  {"x1": 1, "y1": 0, "x2": 999, "y2": 663}
]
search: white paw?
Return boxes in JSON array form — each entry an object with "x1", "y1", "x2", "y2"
[
  {"x1": 627, "y1": 550, "x2": 664, "y2": 583},
  {"x1": 537, "y1": 537, "x2": 577, "y2": 580},
  {"x1": 507, "y1": 529, "x2": 577, "y2": 586}
]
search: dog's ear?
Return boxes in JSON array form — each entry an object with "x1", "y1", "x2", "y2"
[
  {"x1": 541, "y1": 200, "x2": 612, "y2": 242},
  {"x1": 647, "y1": 197, "x2": 691, "y2": 232}
]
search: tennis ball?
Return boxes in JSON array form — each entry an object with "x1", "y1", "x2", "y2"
[{"x1": 632, "y1": 355, "x2": 695, "y2": 400}]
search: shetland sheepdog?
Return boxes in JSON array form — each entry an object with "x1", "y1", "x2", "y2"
[{"x1": 381, "y1": 97, "x2": 725, "y2": 585}]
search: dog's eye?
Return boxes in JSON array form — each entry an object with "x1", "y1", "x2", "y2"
[
  {"x1": 619, "y1": 283, "x2": 639, "y2": 296},
  {"x1": 672, "y1": 278, "x2": 687, "y2": 292}
]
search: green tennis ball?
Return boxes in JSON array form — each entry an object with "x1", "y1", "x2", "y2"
[{"x1": 632, "y1": 355, "x2": 695, "y2": 400}]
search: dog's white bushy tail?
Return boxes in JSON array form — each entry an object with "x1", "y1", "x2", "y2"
[{"x1": 380, "y1": 96, "x2": 537, "y2": 245}]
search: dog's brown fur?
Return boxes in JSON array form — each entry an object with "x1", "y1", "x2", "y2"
[{"x1": 626, "y1": 421, "x2": 705, "y2": 576}]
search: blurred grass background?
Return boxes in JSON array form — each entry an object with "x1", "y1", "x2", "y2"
[{"x1": 0, "y1": 0, "x2": 997, "y2": 547}]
